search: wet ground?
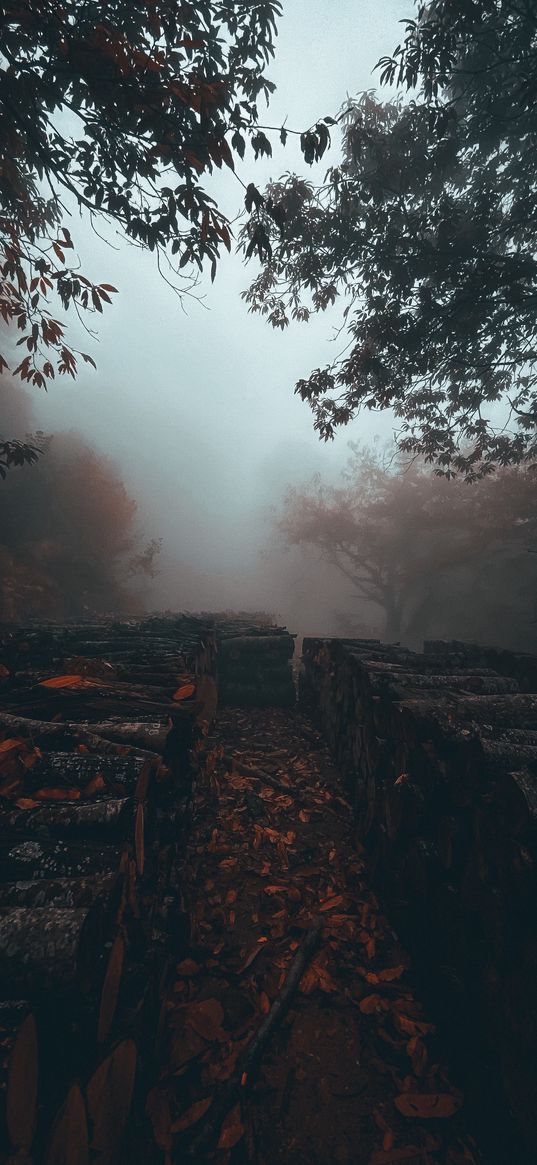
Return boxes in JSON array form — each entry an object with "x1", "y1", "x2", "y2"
[{"x1": 146, "y1": 707, "x2": 482, "y2": 1165}]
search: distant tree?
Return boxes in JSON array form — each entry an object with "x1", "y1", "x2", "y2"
[
  {"x1": 0, "y1": 407, "x2": 159, "y2": 619},
  {"x1": 243, "y1": 0, "x2": 537, "y2": 476},
  {"x1": 277, "y1": 444, "x2": 537, "y2": 644},
  {"x1": 0, "y1": 0, "x2": 287, "y2": 399}
]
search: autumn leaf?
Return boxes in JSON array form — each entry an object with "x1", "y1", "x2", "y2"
[
  {"x1": 176, "y1": 958, "x2": 200, "y2": 976},
  {"x1": 82, "y1": 773, "x2": 106, "y2": 797},
  {"x1": 319, "y1": 894, "x2": 344, "y2": 912},
  {"x1": 171, "y1": 1096, "x2": 212, "y2": 1133},
  {"x1": 40, "y1": 674, "x2": 85, "y2": 688},
  {"x1": 366, "y1": 966, "x2": 406, "y2": 984},
  {"x1": 0, "y1": 737, "x2": 24, "y2": 755},
  {"x1": 186, "y1": 999, "x2": 226, "y2": 1042},
  {"x1": 394, "y1": 1092, "x2": 463, "y2": 1119},
  {"x1": 173, "y1": 682, "x2": 196, "y2": 701},
  {"x1": 15, "y1": 797, "x2": 40, "y2": 809},
  {"x1": 359, "y1": 994, "x2": 389, "y2": 1015},
  {"x1": 393, "y1": 1013, "x2": 435, "y2": 1039},
  {"x1": 217, "y1": 1103, "x2": 244, "y2": 1150}
]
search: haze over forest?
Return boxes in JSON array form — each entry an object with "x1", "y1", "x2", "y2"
[{"x1": 2, "y1": 0, "x2": 537, "y2": 652}]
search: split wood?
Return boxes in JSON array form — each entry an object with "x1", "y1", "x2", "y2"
[{"x1": 185, "y1": 916, "x2": 323, "y2": 1160}]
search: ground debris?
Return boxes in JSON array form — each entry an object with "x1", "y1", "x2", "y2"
[{"x1": 151, "y1": 708, "x2": 481, "y2": 1165}]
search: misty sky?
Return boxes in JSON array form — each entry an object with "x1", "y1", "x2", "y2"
[{"x1": 29, "y1": 0, "x2": 409, "y2": 610}]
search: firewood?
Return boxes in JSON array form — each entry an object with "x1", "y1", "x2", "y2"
[
  {"x1": 0, "y1": 906, "x2": 99, "y2": 994},
  {"x1": 0, "y1": 797, "x2": 132, "y2": 839},
  {"x1": 0, "y1": 872, "x2": 119, "y2": 909},
  {"x1": 45, "y1": 1081, "x2": 89, "y2": 1165},
  {"x1": 0, "y1": 1002, "x2": 38, "y2": 1155},
  {"x1": 86, "y1": 1039, "x2": 137, "y2": 1164}
]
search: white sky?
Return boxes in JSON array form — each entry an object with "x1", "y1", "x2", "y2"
[{"x1": 32, "y1": 0, "x2": 410, "y2": 592}]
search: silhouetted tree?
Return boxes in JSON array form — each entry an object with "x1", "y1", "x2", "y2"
[
  {"x1": 278, "y1": 444, "x2": 537, "y2": 645},
  {"x1": 244, "y1": 0, "x2": 537, "y2": 476}
]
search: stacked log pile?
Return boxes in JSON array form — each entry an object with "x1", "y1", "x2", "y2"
[
  {"x1": 0, "y1": 615, "x2": 217, "y2": 1164},
  {"x1": 210, "y1": 616, "x2": 296, "y2": 708},
  {"x1": 300, "y1": 636, "x2": 537, "y2": 1157}
]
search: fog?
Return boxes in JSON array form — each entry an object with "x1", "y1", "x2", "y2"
[{"x1": 3, "y1": 1, "x2": 408, "y2": 635}]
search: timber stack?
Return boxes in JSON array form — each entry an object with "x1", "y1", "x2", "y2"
[
  {"x1": 0, "y1": 614, "x2": 218, "y2": 1164},
  {"x1": 300, "y1": 635, "x2": 537, "y2": 1156},
  {"x1": 208, "y1": 613, "x2": 296, "y2": 708}
]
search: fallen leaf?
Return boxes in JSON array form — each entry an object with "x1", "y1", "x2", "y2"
[
  {"x1": 82, "y1": 773, "x2": 106, "y2": 797},
  {"x1": 0, "y1": 738, "x2": 23, "y2": 754},
  {"x1": 393, "y1": 1013, "x2": 435, "y2": 1038},
  {"x1": 15, "y1": 798, "x2": 40, "y2": 810},
  {"x1": 171, "y1": 1096, "x2": 212, "y2": 1133},
  {"x1": 360, "y1": 994, "x2": 390, "y2": 1015},
  {"x1": 217, "y1": 1103, "x2": 244, "y2": 1150},
  {"x1": 366, "y1": 966, "x2": 406, "y2": 984},
  {"x1": 176, "y1": 959, "x2": 200, "y2": 977},
  {"x1": 173, "y1": 682, "x2": 196, "y2": 701},
  {"x1": 319, "y1": 895, "x2": 344, "y2": 912},
  {"x1": 394, "y1": 1092, "x2": 463, "y2": 1119},
  {"x1": 186, "y1": 999, "x2": 226, "y2": 1042}
]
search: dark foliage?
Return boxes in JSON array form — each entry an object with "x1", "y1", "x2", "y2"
[
  {"x1": 0, "y1": 0, "x2": 283, "y2": 390},
  {"x1": 243, "y1": 0, "x2": 537, "y2": 475}
]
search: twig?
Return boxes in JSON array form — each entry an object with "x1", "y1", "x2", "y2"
[
  {"x1": 185, "y1": 917, "x2": 323, "y2": 1160},
  {"x1": 224, "y1": 754, "x2": 299, "y2": 796}
]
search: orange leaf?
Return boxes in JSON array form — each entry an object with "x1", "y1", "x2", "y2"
[
  {"x1": 259, "y1": 992, "x2": 270, "y2": 1015},
  {"x1": 367, "y1": 966, "x2": 406, "y2": 984},
  {"x1": 173, "y1": 682, "x2": 196, "y2": 701},
  {"x1": 394, "y1": 1092, "x2": 463, "y2": 1119},
  {"x1": 394, "y1": 1013, "x2": 435, "y2": 1038},
  {"x1": 319, "y1": 895, "x2": 343, "y2": 912},
  {"x1": 15, "y1": 798, "x2": 40, "y2": 809},
  {"x1": 359, "y1": 994, "x2": 389, "y2": 1015},
  {"x1": 176, "y1": 959, "x2": 200, "y2": 977},
  {"x1": 217, "y1": 1103, "x2": 244, "y2": 1150},
  {"x1": 171, "y1": 1096, "x2": 212, "y2": 1133},
  {"x1": 0, "y1": 738, "x2": 23, "y2": 754},
  {"x1": 40, "y1": 674, "x2": 84, "y2": 688},
  {"x1": 186, "y1": 999, "x2": 226, "y2": 1042},
  {"x1": 82, "y1": 773, "x2": 106, "y2": 797}
]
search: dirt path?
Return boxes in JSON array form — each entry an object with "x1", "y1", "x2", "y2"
[{"x1": 147, "y1": 708, "x2": 481, "y2": 1165}]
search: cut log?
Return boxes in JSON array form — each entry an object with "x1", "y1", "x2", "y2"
[
  {"x1": 0, "y1": 1002, "x2": 38, "y2": 1154},
  {"x1": 0, "y1": 838, "x2": 124, "y2": 883},
  {"x1": 497, "y1": 769, "x2": 537, "y2": 837},
  {"x1": 45, "y1": 1081, "x2": 89, "y2": 1165},
  {"x1": 0, "y1": 797, "x2": 131, "y2": 839},
  {"x1": 0, "y1": 907, "x2": 100, "y2": 994},
  {"x1": 0, "y1": 872, "x2": 118, "y2": 910},
  {"x1": 86, "y1": 1039, "x2": 137, "y2": 1165},
  {"x1": 97, "y1": 933, "x2": 124, "y2": 1043},
  {"x1": 32, "y1": 752, "x2": 147, "y2": 793}
]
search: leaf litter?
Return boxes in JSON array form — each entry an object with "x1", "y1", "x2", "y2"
[{"x1": 147, "y1": 707, "x2": 482, "y2": 1165}]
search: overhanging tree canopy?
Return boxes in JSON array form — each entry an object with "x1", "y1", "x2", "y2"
[
  {"x1": 0, "y1": 0, "x2": 283, "y2": 398},
  {"x1": 243, "y1": 0, "x2": 537, "y2": 476}
]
